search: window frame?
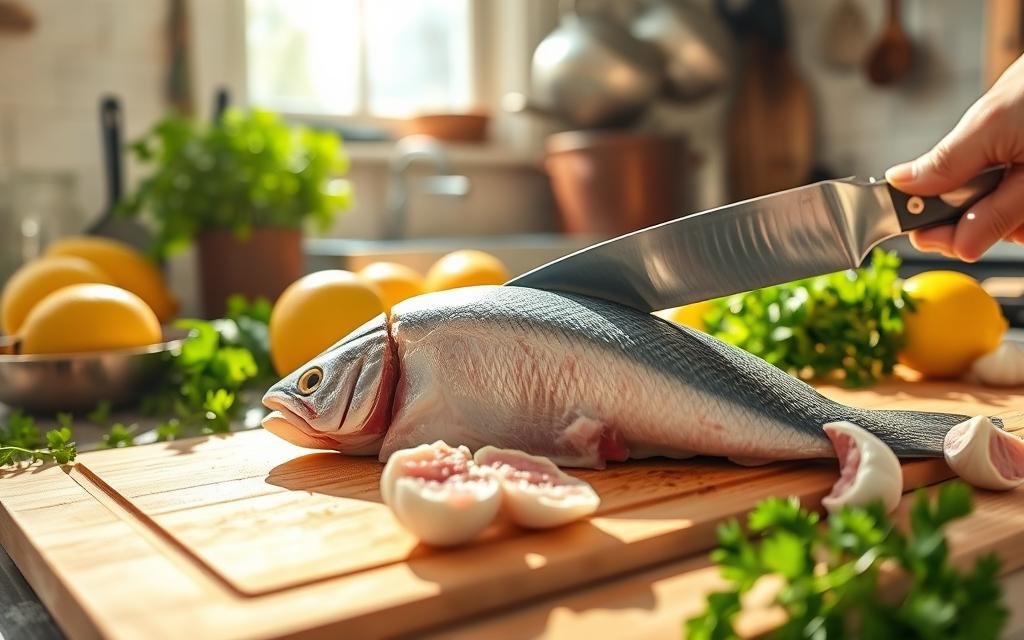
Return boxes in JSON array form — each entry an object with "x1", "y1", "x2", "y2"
[{"x1": 187, "y1": 0, "x2": 557, "y2": 154}]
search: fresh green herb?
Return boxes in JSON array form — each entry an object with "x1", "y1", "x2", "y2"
[
  {"x1": 101, "y1": 423, "x2": 138, "y2": 449},
  {"x1": 86, "y1": 400, "x2": 112, "y2": 425},
  {"x1": 686, "y1": 482, "x2": 1007, "y2": 640},
  {"x1": 120, "y1": 108, "x2": 351, "y2": 259},
  {"x1": 154, "y1": 419, "x2": 183, "y2": 442},
  {"x1": 0, "y1": 412, "x2": 77, "y2": 465},
  {"x1": 704, "y1": 249, "x2": 912, "y2": 387},
  {"x1": 224, "y1": 294, "x2": 274, "y2": 378},
  {"x1": 142, "y1": 318, "x2": 260, "y2": 434}
]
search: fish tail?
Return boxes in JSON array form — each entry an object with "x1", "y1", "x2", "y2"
[{"x1": 843, "y1": 407, "x2": 982, "y2": 457}]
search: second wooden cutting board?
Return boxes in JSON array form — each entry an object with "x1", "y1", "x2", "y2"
[{"x1": 0, "y1": 380, "x2": 1020, "y2": 639}]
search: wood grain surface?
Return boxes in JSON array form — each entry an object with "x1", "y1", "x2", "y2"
[{"x1": 0, "y1": 380, "x2": 1020, "y2": 639}]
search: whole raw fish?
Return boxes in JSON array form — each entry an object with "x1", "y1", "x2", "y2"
[{"x1": 262, "y1": 286, "x2": 972, "y2": 468}]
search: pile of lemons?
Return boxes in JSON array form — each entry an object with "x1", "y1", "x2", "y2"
[
  {"x1": 1, "y1": 237, "x2": 178, "y2": 355},
  {"x1": 270, "y1": 249, "x2": 509, "y2": 375}
]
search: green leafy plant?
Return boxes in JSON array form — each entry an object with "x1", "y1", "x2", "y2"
[
  {"x1": 141, "y1": 317, "x2": 262, "y2": 434},
  {"x1": 704, "y1": 249, "x2": 912, "y2": 387},
  {"x1": 120, "y1": 108, "x2": 352, "y2": 258},
  {"x1": 0, "y1": 412, "x2": 77, "y2": 465},
  {"x1": 223, "y1": 294, "x2": 274, "y2": 381},
  {"x1": 101, "y1": 423, "x2": 138, "y2": 449},
  {"x1": 87, "y1": 400, "x2": 112, "y2": 425},
  {"x1": 686, "y1": 482, "x2": 1006, "y2": 639}
]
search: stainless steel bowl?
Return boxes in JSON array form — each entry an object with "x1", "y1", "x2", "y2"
[{"x1": 0, "y1": 330, "x2": 187, "y2": 413}]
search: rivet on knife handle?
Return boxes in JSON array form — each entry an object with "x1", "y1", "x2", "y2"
[{"x1": 889, "y1": 165, "x2": 1007, "y2": 232}]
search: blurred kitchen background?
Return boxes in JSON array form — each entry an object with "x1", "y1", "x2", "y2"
[{"x1": 1, "y1": 0, "x2": 1023, "y2": 323}]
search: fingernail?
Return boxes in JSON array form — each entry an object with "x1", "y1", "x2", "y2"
[{"x1": 885, "y1": 162, "x2": 917, "y2": 184}]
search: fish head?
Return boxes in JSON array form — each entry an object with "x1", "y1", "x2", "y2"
[{"x1": 261, "y1": 315, "x2": 396, "y2": 454}]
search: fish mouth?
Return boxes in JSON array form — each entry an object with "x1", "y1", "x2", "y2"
[{"x1": 262, "y1": 394, "x2": 341, "y2": 450}]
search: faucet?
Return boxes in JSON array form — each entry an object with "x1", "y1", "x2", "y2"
[{"x1": 384, "y1": 135, "x2": 470, "y2": 240}]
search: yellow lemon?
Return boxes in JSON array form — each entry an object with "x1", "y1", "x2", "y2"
[
  {"x1": 269, "y1": 270, "x2": 385, "y2": 375},
  {"x1": 45, "y1": 236, "x2": 179, "y2": 321},
  {"x1": 1, "y1": 256, "x2": 115, "y2": 336},
  {"x1": 357, "y1": 262, "x2": 425, "y2": 311},
  {"x1": 899, "y1": 271, "x2": 1008, "y2": 378},
  {"x1": 654, "y1": 300, "x2": 716, "y2": 331},
  {"x1": 19, "y1": 283, "x2": 162, "y2": 355},
  {"x1": 424, "y1": 250, "x2": 510, "y2": 292}
]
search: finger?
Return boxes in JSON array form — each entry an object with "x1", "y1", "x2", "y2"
[
  {"x1": 951, "y1": 166, "x2": 1024, "y2": 261},
  {"x1": 1009, "y1": 224, "x2": 1024, "y2": 244},
  {"x1": 885, "y1": 103, "x2": 997, "y2": 196},
  {"x1": 909, "y1": 226, "x2": 956, "y2": 254}
]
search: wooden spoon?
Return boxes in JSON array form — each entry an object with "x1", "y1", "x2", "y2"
[{"x1": 865, "y1": 0, "x2": 914, "y2": 86}]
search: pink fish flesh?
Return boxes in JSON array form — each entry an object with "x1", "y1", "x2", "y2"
[{"x1": 262, "y1": 286, "x2": 978, "y2": 469}]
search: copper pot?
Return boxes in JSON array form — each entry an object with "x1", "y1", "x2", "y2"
[
  {"x1": 196, "y1": 227, "x2": 303, "y2": 317},
  {"x1": 544, "y1": 131, "x2": 688, "y2": 235}
]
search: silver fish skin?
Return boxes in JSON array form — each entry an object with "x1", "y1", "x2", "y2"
[{"x1": 262, "y1": 286, "x2": 973, "y2": 469}]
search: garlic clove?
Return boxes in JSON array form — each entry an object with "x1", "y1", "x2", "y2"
[
  {"x1": 968, "y1": 341, "x2": 1024, "y2": 387},
  {"x1": 380, "y1": 440, "x2": 472, "y2": 506},
  {"x1": 475, "y1": 446, "x2": 600, "y2": 529},
  {"x1": 821, "y1": 421, "x2": 903, "y2": 515},
  {"x1": 390, "y1": 471, "x2": 501, "y2": 547},
  {"x1": 380, "y1": 440, "x2": 501, "y2": 546},
  {"x1": 944, "y1": 415, "x2": 1024, "y2": 491}
]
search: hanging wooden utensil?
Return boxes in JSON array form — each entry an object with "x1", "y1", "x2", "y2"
[
  {"x1": 719, "y1": 0, "x2": 815, "y2": 200},
  {"x1": 821, "y1": 0, "x2": 871, "y2": 70},
  {"x1": 865, "y1": 0, "x2": 914, "y2": 86},
  {"x1": 0, "y1": 0, "x2": 33, "y2": 34}
]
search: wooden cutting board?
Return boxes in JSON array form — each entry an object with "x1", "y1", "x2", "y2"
[{"x1": 0, "y1": 380, "x2": 1021, "y2": 640}]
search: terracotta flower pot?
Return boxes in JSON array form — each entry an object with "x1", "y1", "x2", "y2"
[
  {"x1": 196, "y1": 227, "x2": 303, "y2": 318},
  {"x1": 544, "y1": 131, "x2": 690, "y2": 235}
]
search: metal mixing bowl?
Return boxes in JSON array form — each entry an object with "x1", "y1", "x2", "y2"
[{"x1": 0, "y1": 330, "x2": 187, "y2": 413}]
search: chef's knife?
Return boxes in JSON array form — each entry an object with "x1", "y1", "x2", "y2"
[{"x1": 508, "y1": 167, "x2": 1006, "y2": 312}]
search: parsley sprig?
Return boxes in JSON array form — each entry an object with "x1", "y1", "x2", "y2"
[
  {"x1": 704, "y1": 249, "x2": 912, "y2": 387},
  {"x1": 686, "y1": 482, "x2": 1006, "y2": 639},
  {"x1": 138, "y1": 295, "x2": 272, "y2": 439},
  {"x1": 0, "y1": 412, "x2": 77, "y2": 465}
]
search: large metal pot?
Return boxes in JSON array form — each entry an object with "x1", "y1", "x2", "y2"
[
  {"x1": 527, "y1": 4, "x2": 664, "y2": 129},
  {"x1": 630, "y1": 0, "x2": 733, "y2": 102}
]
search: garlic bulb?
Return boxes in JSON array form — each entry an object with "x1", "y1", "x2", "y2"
[
  {"x1": 821, "y1": 421, "x2": 903, "y2": 515},
  {"x1": 968, "y1": 341, "x2": 1024, "y2": 387},
  {"x1": 944, "y1": 416, "x2": 1024, "y2": 491}
]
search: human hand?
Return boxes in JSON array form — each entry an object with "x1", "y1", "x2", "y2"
[{"x1": 885, "y1": 54, "x2": 1024, "y2": 262}]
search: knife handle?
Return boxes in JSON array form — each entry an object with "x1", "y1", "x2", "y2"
[{"x1": 889, "y1": 166, "x2": 1007, "y2": 232}]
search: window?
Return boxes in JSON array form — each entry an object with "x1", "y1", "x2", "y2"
[{"x1": 245, "y1": 0, "x2": 475, "y2": 118}]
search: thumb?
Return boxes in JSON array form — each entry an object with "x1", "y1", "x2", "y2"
[{"x1": 885, "y1": 111, "x2": 992, "y2": 196}]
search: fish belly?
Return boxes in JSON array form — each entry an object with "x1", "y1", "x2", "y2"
[{"x1": 379, "y1": 287, "x2": 964, "y2": 469}]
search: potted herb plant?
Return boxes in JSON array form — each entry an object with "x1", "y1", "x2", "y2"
[{"x1": 120, "y1": 109, "x2": 351, "y2": 317}]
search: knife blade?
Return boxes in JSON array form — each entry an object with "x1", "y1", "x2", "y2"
[{"x1": 507, "y1": 167, "x2": 1005, "y2": 312}]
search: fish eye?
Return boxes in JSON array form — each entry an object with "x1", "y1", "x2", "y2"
[{"x1": 297, "y1": 367, "x2": 323, "y2": 395}]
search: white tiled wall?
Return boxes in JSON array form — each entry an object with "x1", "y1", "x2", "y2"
[
  {"x1": 787, "y1": 0, "x2": 986, "y2": 179},
  {"x1": 0, "y1": 0, "x2": 170, "y2": 229}
]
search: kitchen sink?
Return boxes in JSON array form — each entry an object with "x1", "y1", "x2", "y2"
[{"x1": 305, "y1": 233, "x2": 605, "y2": 277}]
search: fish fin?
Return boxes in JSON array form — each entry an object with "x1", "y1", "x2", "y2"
[{"x1": 551, "y1": 411, "x2": 629, "y2": 469}]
